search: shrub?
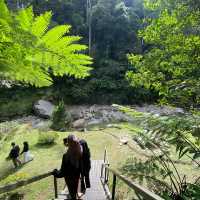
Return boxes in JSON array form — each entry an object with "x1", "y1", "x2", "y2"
[
  {"x1": 51, "y1": 101, "x2": 72, "y2": 131},
  {"x1": 37, "y1": 132, "x2": 59, "y2": 145}
]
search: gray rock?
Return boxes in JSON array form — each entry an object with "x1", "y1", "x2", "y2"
[
  {"x1": 87, "y1": 118, "x2": 103, "y2": 126},
  {"x1": 70, "y1": 110, "x2": 82, "y2": 120},
  {"x1": 33, "y1": 100, "x2": 55, "y2": 119},
  {"x1": 32, "y1": 120, "x2": 51, "y2": 131},
  {"x1": 72, "y1": 118, "x2": 86, "y2": 129}
]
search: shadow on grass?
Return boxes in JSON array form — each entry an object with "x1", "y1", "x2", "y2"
[
  {"x1": 0, "y1": 162, "x2": 26, "y2": 182},
  {"x1": 33, "y1": 143, "x2": 57, "y2": 149},
  {"x1": 0, "y1": 192, "x2": 24, "y2": 200}
]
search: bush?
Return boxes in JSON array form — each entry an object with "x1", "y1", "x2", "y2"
[
  {"x1": 37, "y1": 132, "x2": 59, "y2": 145},
  {"x1": 51, "y1": 101, "x2": 72, "y2": 131}
]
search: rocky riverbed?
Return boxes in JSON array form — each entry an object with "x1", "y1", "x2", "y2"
[{"x1": 1, "y1": 100, "x2": 185, "y2": 131}]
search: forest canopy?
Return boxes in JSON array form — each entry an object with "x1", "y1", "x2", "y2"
[{"x1": 127, "y1": 0, "x2": 200, "y2": 107}]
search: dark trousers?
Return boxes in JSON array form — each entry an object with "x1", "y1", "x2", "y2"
[
  {"x1": 65, "y1": 176, "x2": 80, "y2": 200},
  {"x1": 12, "y1": 157, "x2": 21, "y2": 168},
  {"x1": 81, "y1": 173, "x2": 91, "y2": 194},
  {"x1": 85, "y1": 173, "x2": 91, "y2": 188}
]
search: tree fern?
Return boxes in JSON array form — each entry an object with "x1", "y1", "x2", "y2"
[{"x1": 0, "y1": 0, "x2": 92, "y2": 87}]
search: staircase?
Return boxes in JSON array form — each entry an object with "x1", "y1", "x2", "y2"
[{"x1": 55, "y1": 160, "x2": 107, "y2": 200}]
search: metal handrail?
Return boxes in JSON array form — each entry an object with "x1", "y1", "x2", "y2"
[
  {"x1": 0, "y1": 171, "x2": 58, "y2": 198},
  {"x1": 101, "y1": 149, "x2": 164, "y2": 200}
]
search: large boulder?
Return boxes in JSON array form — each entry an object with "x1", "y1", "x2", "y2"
[
  {"x1": 33, "y1": 100, "x2": 55, "y2": 119},
  {"x1": 87, "y1": 118, "x2": 104, "y2": 126},
  {"x1": 72, "y1": 118, "x2": 86, "y2": 129}
]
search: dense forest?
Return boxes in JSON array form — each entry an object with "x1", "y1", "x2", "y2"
[{"x1": 2, "y1": 0, "x2": 157, "y2": 105}]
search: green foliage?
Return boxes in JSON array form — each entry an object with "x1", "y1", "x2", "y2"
[
  {"x1": 0, "y1": 87, "x2": 42, "y2": 120},
  {"x1": 142, "y1": 114, "x2": 200, "y2": 161},
  {"x1": 127, "y1": 1, "x2": 200, "y2": 107},
  {"x1": 37, "y1": 131, "x2": 58, "y2": 145},
  {"x1": 51, "y1": 101, "x2": 71, "y2": 131},
  {"x1": 118, "y1": 105, "x2": 200, "y2": 199},
  {"x1": 121, "y1": 157, "x2": 170, "y2": 193},
  {"x1": 0, "y1": 0, "x2": 92, "y2": 87}
]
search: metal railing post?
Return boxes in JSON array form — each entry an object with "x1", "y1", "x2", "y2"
[
  {"x1": 104, "y1": 167, "x2": 108, "y2": 184},
  {"x1": 112, "y1": 174, "x2": 117, "y2": 200},
  {"x1": 54, "y1": 176, "x2": 58, "y2": 199},
  {"x1": 104, "y1": 149, "x2": 107, "y2": 163},
  {"x1": 106, "y1": 164, "x2": 110, "y2": 182}
]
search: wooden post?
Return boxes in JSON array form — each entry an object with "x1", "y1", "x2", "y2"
[
  {"x1": 54, "y1": 176, "x2": 58, "y2": 199},
  {"x1": 112, "y1": 174, "x2": 117, "y2": 200}
]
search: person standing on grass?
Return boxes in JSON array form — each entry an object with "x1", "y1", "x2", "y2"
[
  {"x1": 8, "y1": 142, "x2": 21, "y2": 168},
  {"x1": 53, "y1": 135, "x2": 83, "y2": 200},
  {"x1": 20, "y1": 141, "x2": 34, "y2": 163}
]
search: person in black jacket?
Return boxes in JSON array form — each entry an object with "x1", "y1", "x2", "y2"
[
  {"x1": 79, "y1": 139, "x2": 91, "y2": 193},
  {"x1": 53, "y1": 135, "x2": 83, "y2": 200},
  {"x1": 8, "y1": 142, "x2": 21, "y2": 168}
]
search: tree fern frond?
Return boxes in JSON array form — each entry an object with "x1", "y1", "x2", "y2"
[
  {"x1": 31, "y1": 11, "x2": 52, "y2": 38},
  {"x1": 0, "y1": 3, "x2": 92, "y2": 87},
  {"x1": 0, "y1": 0, "x2": 11, "y2": 21},
  {"x1": 49, "y1": 36, "x2": 82, "y2": 51},
  {"x1": 16, "y1": 7, "x2": 33, "y2": 31},
  {"x1": 0, "y1": 19, "x2": 11, "y2": 36},
  {"x1": 62, "y1": 44, "x2": 88, "y2": 54},
  {"x1": 41, "y1": 25, "x2": 71, "y2": 47},
  {"x1": 8, "y1": 62, "x2": 52, "y2": 87}
]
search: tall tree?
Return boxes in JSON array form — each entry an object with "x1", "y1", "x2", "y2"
[{"x1": 127, "y1": 0, "x2": 200, "y2": 107}]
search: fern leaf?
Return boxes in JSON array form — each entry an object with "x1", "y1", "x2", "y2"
[
  {"x1": 62, "y1": 44, "x2": 88, "y2": 54},
  {"x1": 31, "y1": 11, "x2": 52, "y2": 38},
  {"x1": 49, "y1": 36, "x2": 81, "y2": 51},
  {"x1": 16, "y1": 7, "x2": 33, "y2": 31},
  {"x1": 0, "y1": 0, "x2": 11, "y2": 21},
  {"x1": 41, "y1": 25, "x2": 71, "y2": 47}
]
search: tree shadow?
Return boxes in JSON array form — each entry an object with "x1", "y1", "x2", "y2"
[
  {"x1": 0, "y1": 192, "x2": 24, "y2": 200},
  {"x1": 0, "y1": 162, "x2": 26, "y2": 182}
]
